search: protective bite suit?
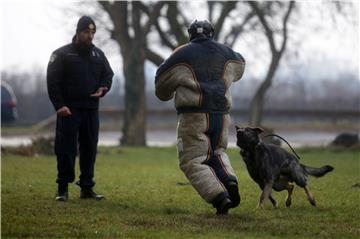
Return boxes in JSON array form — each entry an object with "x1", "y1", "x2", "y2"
[{"x1": 155, "y1": 33, "x2": 245, "y2": 208}]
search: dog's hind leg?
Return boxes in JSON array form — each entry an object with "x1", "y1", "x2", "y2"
[
  {"x1": 304, "y1": 185, "x2": 317, "y2": 207},
  {"x1": 269, "y1": 193, "x2": 278, "y2": 208},
  {"x1": 273, "y1": 178, "x2": 293, "y2": 207},
  {"x1": 257, "y1": 181, "x2": 273, "y2": 209},
  {"x1": 285, "y1": 183, "x2": 294, "y2": 207}
]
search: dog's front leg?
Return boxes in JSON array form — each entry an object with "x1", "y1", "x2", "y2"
[
  {"x1": 285, "y1": 183, "x2": 294, "y2": 207},
  {"x1": 257, "y1": 181, "x2": 273, "y2": 209}
]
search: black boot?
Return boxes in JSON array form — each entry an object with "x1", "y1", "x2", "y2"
[
  {"x1": 80, "y1": 188, "x2": 105, "y2": 200},
  {"x1": 228, "y1": 181, "x2": 240, "y2": 208},
  {"x1": 55, "y1": 184, "x2": 68, "y2": 201},
  {"x1": 216, "y1": 197, "x2": 232, "y2": 215}
]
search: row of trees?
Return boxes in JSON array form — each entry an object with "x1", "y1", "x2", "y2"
[
  {"x1": 97, "y1": 1, "x2": 299, "y2": 145},
  {"x1": 3, "y1": 69, "x2": 358, "y2": 124},
  {"x1": 97, "y1": 1, "x2": 356, "y2": 145},
  {"x1": 3, "y1": 1, "x2": 356, "y2": 146}
]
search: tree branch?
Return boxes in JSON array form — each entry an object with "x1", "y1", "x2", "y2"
[
  {"x1": 143, "y1": 2, "x2": 167, "y2": 35},
  {"x1": 224, "y1": 11, "x2": 255, "y2": 47},
  {"x1": 207, "y1": 1, "x2": 216, "y2": 22},
  {"x1": 145, "y1": 48, "x2": 165, "y2": 66},
  {"x1": 280, "y1": 1, "x2": 295, "y2": 53},
  {"x1": 166, "y1": 2, "x2": 188, "y2": 45},
  {"x1": 98, "y1": 1, "x2": 131, "y2": 44},
  {"x1": 155, "y1": 19, "x2": 177, "y2": 49},
  {"x1": 248, "y1": 1, "x2": 276, "y2": 53},
  {"x1": 213, "y1": 1, "x2": 237, "y2": 40},
  {"x1": 132, "y1": 2, "x2": 143, "y2": 39}
]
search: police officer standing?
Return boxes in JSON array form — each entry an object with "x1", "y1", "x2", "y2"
[
  {"x1": 155, "y1": 20, "x2": 245, "y2": 214},
  {"x1": 47, "y1": 16, "x2": 113, "y2": 201}
]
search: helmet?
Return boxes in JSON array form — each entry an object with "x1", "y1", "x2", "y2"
[{"x1": 187, "y1": 20, "x2": 214, "y2": 41}]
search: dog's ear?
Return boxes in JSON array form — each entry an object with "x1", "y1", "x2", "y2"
[
  {"x1": 235, "y1": 125, "x2": 241, "y2": 131},
  {"x1": 252, "y1": 127, "x2": 264, "y2": 135}
]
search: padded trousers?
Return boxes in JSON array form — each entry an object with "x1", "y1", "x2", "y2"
[{"x1": 177, "y1": 113, "x2": 238, "y2": 204}]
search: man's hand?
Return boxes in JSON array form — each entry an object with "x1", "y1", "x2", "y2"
[
  {"x1": 90, "y1": 87, "x2": 108, "y2": 97},
  {"x1": 57, "y1": 106, "x2": 72, "y2": 117}
]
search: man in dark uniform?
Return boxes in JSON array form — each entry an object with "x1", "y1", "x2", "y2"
[
  {"x1": 47, "y1": 16, "x2": 113, "y2": 201},
  {"x1": 155, "y1": 20, "x2": 245, "y2": 214}
]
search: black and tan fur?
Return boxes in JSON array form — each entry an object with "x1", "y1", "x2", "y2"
[{"x1": 235, "y1": 126, "x2": 334, "y2": 208}]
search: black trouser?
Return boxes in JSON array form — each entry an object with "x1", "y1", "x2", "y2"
[
  {"x1": 202, "y1": 113, "x2": 239, "y2": 207},
  {"x1": 203, "y1": 113, "x2": 237, "y2": 186},
  {"x1": 55, "y1": 108, "x2": 99, "y2": 188}
]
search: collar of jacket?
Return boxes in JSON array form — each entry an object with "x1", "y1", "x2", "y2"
[{"x1": 190, "y1": 36, "x2": 213, "y2": 43}]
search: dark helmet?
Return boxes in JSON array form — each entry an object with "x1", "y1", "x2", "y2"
[{"x1": 187, "y1": 20, "x2": 214, "y2": 41}]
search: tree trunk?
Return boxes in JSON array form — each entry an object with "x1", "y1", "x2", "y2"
[
  {"x1": 99, "y1": 1, "x2": 165, "y2": 146},
  {"x1": 248, "y1": 1, "x2": 294, "y2": 127},
  {"x1": 120, "y1": 46, "x2": 146, "y2": 145},
  {"x1": 249, "y1": 54, "x2": 281, "y2": 126}
]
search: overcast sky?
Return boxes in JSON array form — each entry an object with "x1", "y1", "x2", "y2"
[
  {"x1": 0, "y1": 0, "x2": 359, "y2": 82},
  {"x1": 0, "y1": 1, "x2": 97, "y2": 72}
]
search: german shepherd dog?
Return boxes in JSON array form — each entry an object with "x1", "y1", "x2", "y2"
[{"x1": 235, "y1": 126, "x2": 334, "y2": 208}]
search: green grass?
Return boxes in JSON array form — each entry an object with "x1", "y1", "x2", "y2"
[{"x1": 2, "y1": 147, "x2": 360, "y2": 238}]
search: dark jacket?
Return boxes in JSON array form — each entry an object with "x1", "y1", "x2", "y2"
[
  {"x1": 47, "y1": 38, "x2": 113, "y2": 110},
  {"x1": 155, "y1": 37, "x2": 245, "y2": 114}
]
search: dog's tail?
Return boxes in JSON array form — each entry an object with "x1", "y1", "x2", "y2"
[{"x1": 302, "y1": 165, "x2": 334, "y2": 177}]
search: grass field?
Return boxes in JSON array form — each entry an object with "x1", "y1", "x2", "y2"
[{"x1": 2, "y1": 146, "x2": 360, "y2": 238}]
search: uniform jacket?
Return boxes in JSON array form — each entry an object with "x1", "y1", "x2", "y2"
[
  {"x1": 47, "y1": 38, "x2": 113, "y2": 110},
  {"x1": 155, "y1": 37, "x2": 245, "y2": 114}
]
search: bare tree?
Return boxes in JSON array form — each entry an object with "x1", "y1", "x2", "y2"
[
  {"x1": 248, "y1": 1, "x2": 295, "y2": 126},
  {"x1": 151, "y1": 1, "x2": 299, "y2": 127},
  {"x1": 99, "y1": 1, "x2": 165, "y2": 145},
  {"x1": 147, "y1": 1, "x2": 250, "y2": 62},
  {"x1": 97, "y1": 0, "x2": 355, "y2": 145}
]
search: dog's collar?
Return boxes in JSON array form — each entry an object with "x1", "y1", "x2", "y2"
[{"x1": 240, "y1": 141, "x2": 262, "y2": 154}]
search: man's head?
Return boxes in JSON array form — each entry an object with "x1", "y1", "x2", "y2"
[
  {"x1": 75, "y1": 16, "x2": 96, "y2": 45},
  {"x1": 188, "y1": 20, "x2": 214, "y2": 41}
]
